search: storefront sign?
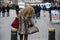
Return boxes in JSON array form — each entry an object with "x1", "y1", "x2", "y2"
[
  {"x1": 18, "y1": 2, "x2": 25, "y2": 8},
  {"x1": 51, "y1": 10, "x2": 60, "y2": 23}
]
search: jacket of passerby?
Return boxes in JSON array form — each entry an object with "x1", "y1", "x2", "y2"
[
  {"x1": 32, "y1": 5, "x2": 41, "y2": 14},
  {"x1": 0, "y1": 6, "x2": 2, "y2": 12},
  {"x1": 16, "y1": 5, "x2": 19, "y2": 11},
  {"x1": 38, "y1": 5, "x2": 41, "y2": 12},
  {"x1": 6, "y1": 5, "x2": 10, "y2": 12},
  {"x1": 15, "y1": 5, "x2": 19, "y2": 16},
  {"x1": 43, "y1": 5, "x2": 46, "y2": 10},
  {"x1": 2, "y1": 6, "x2": 6, "y2": 13},
  {"x1": 35, "y1": 5, "x2": 39, "y2": 13},
  {"x1": 49, "y1": 7, "x2": 52, "y2": 13}
]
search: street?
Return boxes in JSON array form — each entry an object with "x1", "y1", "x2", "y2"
[{"x1": 0, "y1": 10, "x2": 60, "y2": 40}]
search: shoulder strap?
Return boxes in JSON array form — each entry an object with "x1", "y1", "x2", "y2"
[{"x1": 17, "y1": 13, "x2": 22, "y2": 33}]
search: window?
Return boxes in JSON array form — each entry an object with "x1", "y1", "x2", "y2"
[{"x1": 24, "y1": 0, "x2": 43, "y2": 2}]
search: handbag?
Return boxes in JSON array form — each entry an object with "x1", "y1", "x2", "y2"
[
  {"x1": 28, "y1": 24, "x2": 39, "y2": 34},
  {"x1": 11, "y1": 17, "x2": 19, "y2": 28},
  {"x1": 26, "y1": 20, "x2": 39, "y2": 34}
]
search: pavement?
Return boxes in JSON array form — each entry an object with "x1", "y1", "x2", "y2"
[{"x1": 0, "y1": 10, "x2": 60, "y2": 40}]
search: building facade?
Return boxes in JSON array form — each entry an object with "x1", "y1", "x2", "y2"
[{"x1": 0, "y1": 0, "x2": 60, "y2": 5}]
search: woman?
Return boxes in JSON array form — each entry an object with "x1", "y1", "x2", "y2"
[
  {"x1": 2, "y1": 5, "x2": 6, "y2": 17},
  {"x1": 18, "y1": 6, "x2": 35, "y2": 40}
]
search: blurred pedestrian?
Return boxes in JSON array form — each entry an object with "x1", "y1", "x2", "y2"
[
  {"x1": 2, "y1": 5, "x2": 6, "y2": 17},
  {"x1": 0, "y1": 6, "x2": 2, "y2": 16},
  {"x1": 43, "y1": 5, "x2": 46, "y2": 17},
  {"x1": 36, "y1": 5, "x2": 41, "y2": 19},
  {"x1": 49, "y1": 6, "x2": 52, "y2": 21},
  {"x1": 15, "y1": 4, "x2": 19, "y2": 16},
  {"x1": 6, "y1": 5, "x2": 10, "y2": 17}
]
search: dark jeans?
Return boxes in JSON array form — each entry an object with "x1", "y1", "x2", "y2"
[
  {"x1": 0, "y1": 12, "x2": 1, "y2": 16},
  {"x1": 33, "y1": 14, "x2": 36, "y2": 19},
  {"x1": 16, "y1": 10, "x2": 18, "y2": 16},
  {"x1": 36, "y1": 12, "x2": 40, "y2": 19},
  {"x1": 7, "y1": 12, "x2": 9, "y2": 17},
  {"x1": 49, "y1": 13, "x2": 52, "y2": 21},
  {"x1": 20, "y1": 34, "x2": 28, "y2": 40},
  {"x1": 2, "y1": 12, "x2": 5, "y2": 17}
]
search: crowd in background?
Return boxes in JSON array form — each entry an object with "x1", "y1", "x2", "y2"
[
  {"x1": 29, "y1": 4, "x2": 60, "y2": 23},
  {"x1": 31, "y1": 5, "x2": 41, "y2": 19},
  {"x1": 0, "y1": 2, "x2": 60, "y2": 20},
  {"x1": 0, "y1": 2, "x2": 20, "y2": 17},
  {"x1": 0, "y1": 5, "x2": 10, "y2": 17}
]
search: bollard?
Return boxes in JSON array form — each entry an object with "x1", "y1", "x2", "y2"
[
  {"x1": 49, "y1": 28, "x2": 55, "y2": 40},
  {"x1": 11, "y1": 29, "x2": 17, "y2": 40}
]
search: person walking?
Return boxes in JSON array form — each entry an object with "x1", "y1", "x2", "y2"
[
  {"x1": 43, "y1": 5, "x2": 46, "y2": 17},
  {"x1": 36, "y1": 5, "x2": 41, "y2": 19},
  {"x1": 0, "y1": 6, "x2": 2, "y2": 16},
  {"x1": 2, "y1": 5, "x2": 6, "y2": 17},
  {"x1": 6, "y1": 5, "x2": 10, "y2": 17},
  {"x1": 15, "y1": 4, "x2": 19, "y2": 16}
]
